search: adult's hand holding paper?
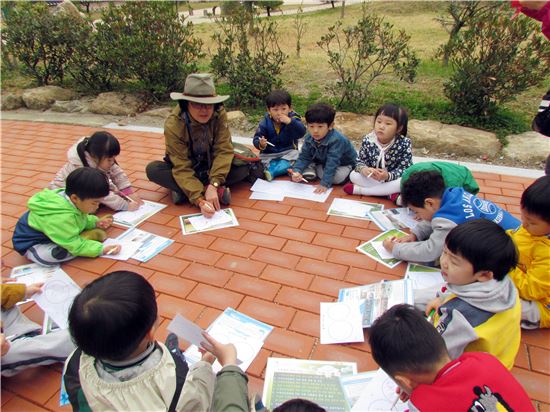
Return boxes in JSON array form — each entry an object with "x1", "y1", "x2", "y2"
[{"x1": 188, "y1": 210, "x2": 233, "y2": 231}]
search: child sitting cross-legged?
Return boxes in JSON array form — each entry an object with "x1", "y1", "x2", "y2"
[
  {"x1": 12, "y1": 168, "x2": 120, "y2": 266},
  {"x1": 252, "y1": 90, "x2": 307, "y2": 181},
  {"x1": 369, "y1": 304, "x2": 533, "y2": 411},
  {"x1": 64, "y1": 271, "x2": 217, "y2": 411},
  {"x1": 507, "y1": 175, "x2": 550, "y2": 329},
  {"x1": 383, "y1": 170, "x2": 520, "y2": 265},
  {"x1": 291, "y1": 103, "x2": 357, "y2": 194},
  {"x1": 415, "y1": 219, "x2": 521, "y2": 370}
]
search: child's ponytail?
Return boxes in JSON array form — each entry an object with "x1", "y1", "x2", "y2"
[{"x1": 76, "y1": 137, "x2": 91, "y2": 167}]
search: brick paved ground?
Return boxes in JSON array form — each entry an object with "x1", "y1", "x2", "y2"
[{"x1": 1, "y1": 120, "x2": 548, "y2": 411}]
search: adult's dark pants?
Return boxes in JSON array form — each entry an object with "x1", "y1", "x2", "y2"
[{"x1": 146, "y1": 160, "x2": 250, "y2": 202}]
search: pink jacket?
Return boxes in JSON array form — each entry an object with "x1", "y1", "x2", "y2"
[
  {"x1": 514, "y1": 1, "x2": 550, "y2": 40},
  {"x1": 49, "y1": 137, "x2": 133, "y2": 211}
]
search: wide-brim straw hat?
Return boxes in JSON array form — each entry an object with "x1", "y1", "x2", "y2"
[{"x1": 170, "y1": 73, "x2": 229, "y2": 104}]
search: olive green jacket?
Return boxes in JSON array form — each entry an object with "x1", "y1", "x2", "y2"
[{"x1": 164, "y1": 105, "x2": 234, "y2": 205}]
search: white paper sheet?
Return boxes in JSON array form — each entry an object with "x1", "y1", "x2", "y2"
[
  {"x1": 369, "y1": 208, "x2": 418, "y2": 231},
  {"x1": 327, "y1": 198, "x2": 382, "y2": 220},
  {"x1": 405, "y1": 263, "x2": 445, "y2": 290},
  {"x1": 10, "y1": 263, "x2": 59, "y2": 286},
  {"x1": 188, "y1": 210, "x2": 234, "y2": 231},
  {"x1": 250, "y1": 179, "x2": 332, "y2": 203},
  {"x1": 320, "y1": 301, "x2": 364, "y2": 344},
  {"x1": 340, "y1": 371, "x2": 377, "y2": 408},
  {"x1": 167, "y1": 314, "x2": 208, "y2": 348},
  {"x1": 249, "y1": 191, "x2": 285, "y2": 201},
  {"x1": 116, "y1": 227, "x2": 174, "y2": 262},
  {"x1": 351, "y1": 369, "x2": 407, "y2": 411},
  {"x1": 101, "y1": 238, "x2": 142, "y2": 261},
  {"x1": 180, "y1": 209, "x2": 239, "y2": 235},
  {"x1": 112, "y1": 200, "x2": 167, "y2": 227},
  {"x1": 33, "y1": 268, "x2": 81, "y2": 329},
  {"x1": 371, "y1": 241, "x2": 395, "y2": 260},
  {"x1": 184, "y1": 308, "x2": 273, "y2": 373}
]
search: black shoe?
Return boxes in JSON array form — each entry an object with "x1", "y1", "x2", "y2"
[
  {"x1": 171, "y1": 190, "x2": 185, "y2": 205},
  {"x1": 165, "y1": 332, "x2": 180, "y2": 354}
]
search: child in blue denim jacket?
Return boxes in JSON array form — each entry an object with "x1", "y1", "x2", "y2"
[
  {"x1": 291, "y1": 103, "x2": 357, "y2": 194},
  {"x1": 253, "y1": 90, "x2": 307, "y2": 181}
]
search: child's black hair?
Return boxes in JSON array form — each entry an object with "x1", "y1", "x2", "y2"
[
  {"x1": 68, "y1": 271, "x2": 157, "y2": 361},
  {"x1": 369, "y1": 304, "x2": 448, "y2": 377},
  {"x1": 273, "y1": 399, "x2": 326, "y2": 412},
  {"x1": 305, "y1": 103, "x2": 336, "y2": 125},
  {"x1": 445, "y1": 219, "x2": 518, "y2": 281},
  {"x1": 521, "y1": 175, "x2": 550, "y2": 224},
  {"x1": 65, "y1": 168, "x2": 109, "y2": 200},
  {"x1": 532, "y1": 107, "x2": 550, "y2": 137},
  {"x1": 401, "y1": 171, "x2": 445, "y2": 208},
  {"x1": 374, "y1": 103, "x2": 409, "y2": 136},
  {"x1": 76, "y1": 131, "x2": 120, "y2": 167},
  {"x1": 266, "y1": 90, "x2": 292, "y2": 108}
]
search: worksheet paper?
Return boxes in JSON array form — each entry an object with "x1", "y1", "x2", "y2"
[
  {"x1": 405, "y1": 263, "x2": 445, "y2": 290},
  {"x1": 33, "y1": 268, "x2": 81, "y2": 329},
  {"x1": 351, "y1": 369, "x2": 407, "y2": 411},
  {"x1": 101, "y1": 238, "x2": 142, "y2": 261},
  {"x1": 10, "y1": 264, "x2": 61, "y2": 305},
  {"x1": 339, "y1": 371, "x2": 377, "y2": 408},
  {"x1": 180, "y1": 208, "x2": 239, "y2": 235},
  {"x1": 112, "y1": 200, "x2": 167, "y2": 227},
  {"x1": 249, "y1": 191, "x2": 285, "y2": 201},
  {"x1": 327, "y1": 198, "x2": 383, "y2": 221},
  {"x1": 167, "y1": 314, "x2": 208, "y2": 348},
  {"x1": 184, "y1": 308, "x2": 273, "y2": 373},
  {"x1": 369, "y1": 208, "x2": 418, "y2": 231},
  {"x1": 188, "y1": 210, "x2": 234, "y2": 231},
  {"x1": 320, "y1": 301, "x2": 364, "y2": 344},
  {"x1": 250, "y1": 179, "x2": 333, "y2": 203},
  {"x1": 356, "y1": 229, "x2": 408, "y2": 269},
  {"x1": 370, "y1": 241, "x2": 395, "y2": 260},
  {"x1": 115, "y1": 227, "x2": 174, "y2": 262}
]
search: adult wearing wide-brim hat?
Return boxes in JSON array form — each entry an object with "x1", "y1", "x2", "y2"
[{"x1": 146, "y1": 73, "x2": 249, "y2": 217}]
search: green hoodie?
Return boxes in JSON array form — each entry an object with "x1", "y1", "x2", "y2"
[{"x1": 26, "y1": 189, "x2": 102, "y2": 257}]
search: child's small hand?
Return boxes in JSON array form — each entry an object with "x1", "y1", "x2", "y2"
[
  {"x1": 128, "y1": 193, "x2": 144, "y2": 206},
  {"x1": 103, "y1": 244, "x2": 121, "y2": 256},
  {"x1": 382, "y1": 237, "x2": 396, "y2": 251},
  {"x1": 96, "y1": 216, "x2": 113, "y2": 229},
  {"x1": 314, "y1": 185, "x2": 328, "y2": 194},
  {"x1": 201, "y1": 332, "x2": 238, "y2": 367},
  {"x1": 291, "y1": 172, "x2": 304, "y2": 183},
  {"x1": 25, "y1": 282, "x2": 44, "y2": 299},
  {"x1": 200, "y1": 350, "x2": 216, "y2": 365},
  {"x1": 127, "y1": 201, "x2": 140, "y2": 211},
  {"x1": 425, "y1": 298, "x2": 442, "y2": 319},
  {"x1": 371, "y1": 169, "x2": 389, "y2": 181},
  {"x1": 361, "y1": 167, "x2": 375, "y2": 178},
  {"x1": 278, "y1": 113, "x2": 291, "y2": 124},
  {"x1": 396, "y1": 386, "x2": 410, "y2": 402},
  {"x1": 259, "y1": 136, "x2": 268, "y2": 150},
  {"x1": 393, "y1": 233, "x2": 417, "y2": 243}
]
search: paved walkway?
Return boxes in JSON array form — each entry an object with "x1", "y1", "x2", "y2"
[{"x1": 1, "y1": 120, "x2": 548, "y2": 411}]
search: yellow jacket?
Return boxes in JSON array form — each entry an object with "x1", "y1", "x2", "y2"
[
  {"x1": 1, "y1": 283, "x2": 26, "y2": 310},
  {"x1": 507, "y1": 226, "x2": 550, "y2": 328}
]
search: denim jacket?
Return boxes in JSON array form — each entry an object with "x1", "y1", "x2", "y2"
[{"x1": 294, "y1": 129, "x2": 357, "y2": 188}]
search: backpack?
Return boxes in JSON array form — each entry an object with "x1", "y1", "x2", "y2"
[{"x1": 232, "y1": 142, "x2": 264, "y2": 183}]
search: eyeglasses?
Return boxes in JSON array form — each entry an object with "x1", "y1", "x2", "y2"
[{"x1": 189, "y1": 102, "x2": 214, "y2": 110}]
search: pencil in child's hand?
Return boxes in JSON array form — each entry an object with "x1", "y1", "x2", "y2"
[
  {"x1": 390, "y1": 394, "x2": 400, "y2": 410},
  {"x1": 266, "y1": 141, "x2": 275, "y2": 147},
  {"x1": 105, "y1": 247, "x2": 118, "y2": 255},
  {"x1": 427, "y1": 309, "x2": 436, "y2": 323}
]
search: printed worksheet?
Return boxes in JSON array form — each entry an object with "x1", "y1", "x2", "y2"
[
  {"x1": 180, "y1": 208, "x2": 239, "y2": 235},
  {"x1": 33, "y1": 268, "x2": 81, "y2": 329},
  {"x1": 320, "y1": 301, "x2": 364, "y2": 344},
  {"x1": 351, "y1": 369, "x2": 407, "y2": 411},
  {"x1": 184, "y1": 308, "x2": 273, "y2": 373},
  {"x1": 115, "y1": 227, "x2": 174, "y2": 262},
  {"x1": 339, "y1": 371, "x2": 377, "y2": 408},
  {"x1": 327, "y1": 198, "x2": 383, "y2": 221},
  {"x1": 101, "y1": 238, "x2": 142, "y2": 261},
  {"x1": 112, "y1": 200, "x2": 167, "y2": 227},
  {"x1": 250, "y1": 179, "x2": 333, "y2": 203},
  {"x1": 369, "y1": 208, "x2": 418, "y2": 231},
  {"x1": 356, "y1": 229, "x2": 408, "y2": 269},
  {"x1": 9, "y1": 264, "x2": 61, "y2": 305},
  {"x1": 405, "y1": 263, "x2": 445, "y2": 290}
]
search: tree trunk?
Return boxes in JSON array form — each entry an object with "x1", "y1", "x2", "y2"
[{"x1": 340, "y1": 0, "x2": 345, "y2": 18}]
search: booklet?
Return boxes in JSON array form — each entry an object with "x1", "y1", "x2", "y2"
[
  {"x1": 115, "y1": 227, "x2": 174, "y2": 262},
  {"x1": 339, "y1": 371, "x2": 377, "y2": 408},
  {"x1": 32, "y1": 267, "x2": 81, "y2": 329},
  {"x1": 112, "y1": 200, "x2": 167, "y2": 228},
  {"x1": 356, "y1": 229, "x2": 408, "y2": 269},
  {"x1": 327, "y1": 198, "x2": 384, "y2": 221},
  {"x1": 251, "y1": 179, "x2": 333, "y2": 203},
  {"x1": 263, "y1": 358, "x2": 357, "y2": 412},
  {"x1": 184, "y1": 308, "x2": 273, "y2": 373},
  {"x1": 351, "y1": 368, "x2": 407, "y2": 411},
  {"x1": 405, "y1": 263, "x2": 444, "y2": 290},
  {"x1": 338, "y1": 279, "x2": 414, "y2": 328},
  {"x1": 320, "y1": 301, "x2": 364, "y2": 344},
  {"x1": 180, "y1": 208, "x2": 239, "y2": 235},
  {"x1": 369, "y1": 208, "x2": 418, "y2": 231}
]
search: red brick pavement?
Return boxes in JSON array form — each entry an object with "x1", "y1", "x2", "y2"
[{"x1": 1, "y1": 121, "x2": 548, "y2": 411}]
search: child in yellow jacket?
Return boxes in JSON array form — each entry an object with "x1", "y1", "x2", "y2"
[{"x1": 507, "y1": 176, "x2": 550, "y2": 329}]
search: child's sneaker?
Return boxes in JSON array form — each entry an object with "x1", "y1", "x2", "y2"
[
  {"x1": 218, "y1": 186, "x2": 231, "y2": 205},
  {"x1": 165, "y1": 332, "x2": 180, "y2": 355},
  {"x1": 343, "y1": 183, "x2": 354, "y2": 195},
  {"x1": 171, "y1": 190, "x2": 185, "y2": 205},
  {"x1": 302, "y1": 167, "x2": 317, "y2": 181},
  {"x1": 264, "y1": 169, "x2": 273, "y2": 182}
]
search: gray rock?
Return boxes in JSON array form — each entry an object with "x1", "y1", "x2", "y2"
[
  {"x1": 227, "y1": 110, "x2": 253, "y2": 132},
  {"x1": 52, "y1": 0, "x2": 85, "y2": 19},
  {"x1": 1, "y1": 93, "x2": 24, "y2": 110},
  {"x1": 22, "y1": 86, "x2": 78, "y2": 110},
  {"x1": 89, "y1": 92, "x2": 145, "y2": 116},
  {"x1": 409, "y1": 120, "x2": 501, "y2": 158},
  {"x1": 143, "y1": 107, "x2": 173, "y2": 118},
  {"x1": 335, "y1": 112, "x2": 374, "y2": 141},
  {"x1": 502, "y1": 131, "x2": 550, "y2": 163},
  {"x1": 50, "y1": 100, "x2": 85, "y2": 113}
]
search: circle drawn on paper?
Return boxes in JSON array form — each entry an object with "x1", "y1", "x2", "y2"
[
  {"x1": 327, "y1": 304, "x2": 351, "y2": 320},
  {"x1": 43, "y1": 280, "x2": 71, "y2": 303},
  {"x1": 328, "y1": 321, "x2": 353, "y2": 341},
  {"x1": 368, "y1": 400, "x2": 394, "y2": 411}
]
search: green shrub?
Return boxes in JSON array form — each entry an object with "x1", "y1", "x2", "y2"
[
  {"x1": 211, "y1": 12, "x2": 286, "y2": 108},
  {"x1": 443, "y1": 4, "x2": 550, "y2": 117},
  {"x1": 318, "y1": 7, "x2": 419, "y2": 111},
  {"x1": 2, "y1": 2, "x2": 82, "y2": 85},
  {"x1": 95, "y1": 2, "x2": 204, "y2": 98}
]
